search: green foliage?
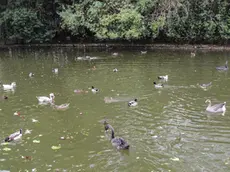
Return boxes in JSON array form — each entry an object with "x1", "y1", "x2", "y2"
[
  {"x1": 0, "y1": 0, "x2": 230, "y2": 43},
  {"x1": 0, "y1": 7, "x2": 54, "y2": 43}
]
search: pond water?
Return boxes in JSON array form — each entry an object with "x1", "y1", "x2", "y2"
[{"x1": 0, "y1": 47, "x2": 230, "y2": 171}]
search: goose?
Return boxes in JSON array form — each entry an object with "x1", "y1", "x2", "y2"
[
  {"x1": 198, "y1": 82, "x2": 212, "y2": 89},
  {"x1": 216, "y1": 61, "x2": 228, "y2": 71},
  {"x1": 153, "y1": 81, "x2": 164, "y2": 88},
  {"x1": 91, "y1": 86, "x2": 99, "y2": 93},
  {"x1": 104, "y1": 123, "x2": 129, "y2": 150},
  {"x1": 52, "y1": 68, "x2": 58, "y2": 74},
  {"x1": 158, "y1": 75, "x2": 168, "y2": 80},
  {"x1": 51, "y1": 103, "x2": 70, "y2": 110},
  {"x1": 128, "y1": 99, "x2": 138, "y2": 107},
  {"x1": 3, "y1": 82, "x2": 16, "y2": 90},
  {"x1": 141, "y1": 51, "x2": 147, "y2": 54},
  {"x1": 36, "y1": 93, "x2": 55, "y2": 104},
  {"x1": 113, "y1": 68, "x2": 118, "y2": 72},
  {"x1": 205, "y1": 99, "x2": 226, "y2": 113},
  {"x1": 29, "y1": 72, "x2": 34, "y2": 77},
  {"x1": 5, "y1": 129, "x2": 22, "y2": 142}
]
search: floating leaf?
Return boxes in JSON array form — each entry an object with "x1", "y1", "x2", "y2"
[
  {"x1": 33, "y1": 140, "x2": 40, "y2": 143},
  {"x1": 3, "y1": 147, "x2": 11, "y2": 151},
  {"x1": 51, "y1": 145, "x2": 61, "y2": 150},
  {"x1": 1, "y1": 142, "x2": 9, "y2": 146}
]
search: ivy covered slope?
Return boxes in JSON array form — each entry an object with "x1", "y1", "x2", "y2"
[{"x1": 0, "y1": 0, "x2": 230, "y2": 44}]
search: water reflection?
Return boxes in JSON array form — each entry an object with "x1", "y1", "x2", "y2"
[{"x1": 0, "y1": 48, "x2": 229, "y2": 171}]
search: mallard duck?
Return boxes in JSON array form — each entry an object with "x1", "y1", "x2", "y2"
[
  {"x1": 153, "y1": 82, "x2": 164, "y2": 88},
  {"x1": 205, "y1": 99, "x2": 226, "y2": 113},
  {"x1": 36, "y1": 93, "x2": 55, "y2": 104},
  {"x1": 3, "y1": 82, "x2": 16, "y2": 90},
  {"x1": 113, "y1": 68, "x2": 118, "y2": 72},
  {"x1": 0, "y1": 95, "x2": 8, "y2": 100},
  {"x1": 104, "y1": 123, "x2": 129, "y2": 150},
  {"x1": 52, "y1": 103, "x2": 70, "y2": 110},
  {"x1": 198, "y1": 82, "x2": 212, "y2": 89},
  {"x1": 29, "y1": 72, "x2": 34, "y2": 77},
  {"x1": 128, "y1": 99, "x2": 138, "y2": 107},
  {"x1": 216, "y1": 61, "x2": 228, "y2": 71},
  {"x1": 5, "y1": 129, "x2": 22, "y2": 142},
  {"x1": 158, "y1": 75, "x2": 168, "y2": 80},
  {"x1": 91, "y1": 86, "x2": 99, "y2": 93}
]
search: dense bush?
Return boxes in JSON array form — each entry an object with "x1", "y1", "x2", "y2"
[{"x1": 0, "y1": 0, "x2": 229, "y2": 43}]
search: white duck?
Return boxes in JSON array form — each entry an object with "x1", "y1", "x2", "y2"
[
  {"x1": 3, "y1": 82, "x2": 16, "y2": 90},
  {"x1": 5, "y1": 129, "x2": 22, "y2": 142},
  {"x1": 128, "y1": 99, "x2": 138, "y2": 107},
  {"x1": 141, "y1": 51, "x2": 147, "y2": 54},
  {"x1": 91, "y1": 86, "x2": 99, "y2": 93},
  {"x1": 52, "y1": 68, "x2": 58, "y2": 74},
  {"x1": 205, "y1": 99, "x2": 226, "y2": 113},
  {"x1": 36, "y1": 93, "x2": 55, "y2": 104},
  {"x1": 113, "y1": 68, "x2": 118, "y2": 72},
  {"x1": 112, "y1": 52, "x2": 118, "y2": 56},
  {"x1": 29, "y1": 72, "x2": 34, "y2": 77},
  {"x1": 153, "y1": 81, "x2": 164, "y2": 88},
  {"x1": 158, "y1": 75, "x2": 168, "y2": 81}
]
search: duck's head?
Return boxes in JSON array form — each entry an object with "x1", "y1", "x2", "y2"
[
  {"x1": 153, "y1": 82, "x2": 156, "y2": 85},
  {"x1": 3, "y1": 96, "x2": 8, "y2": 99},
  {"x1": 134, "y1": 99, "x2": 137, "y2": 102},
  {"x1": 205, "y1": 99, "x2": 211, "y2": 103},
  {"x1": 11, "y1": 82, "x2": 16, "y2": 87},
  {"x1": 104, "y1": 124, "x2": 109, "y2": 131},
  {"x1": 50, "y1": 93, "x2": 55, "y2": 99},
  {"x1": 92, "y1": 86, "x2": 94, "y2": 89},
  {"x1": 20, "y1": 129, "x2": 23, "y2": 134}
]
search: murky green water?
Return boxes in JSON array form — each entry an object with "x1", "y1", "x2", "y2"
[{"x1": 0, "y1": 47, "x2": 230, "y2": 171}]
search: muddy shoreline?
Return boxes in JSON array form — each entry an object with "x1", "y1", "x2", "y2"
[{"x1": 1, "y1": 43, "x2": 230, "y2": 51}]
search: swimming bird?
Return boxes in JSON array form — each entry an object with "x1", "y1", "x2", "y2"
[
  {"x1": 52, "y1": 68, "x2": 58, "y2": 74},
  {"x1": 104, "y1": 123, "x2": 129, "y2": 150},
  {"x1": 5, "y1": 129, "x2": 22, "y2": 142},
  {"x1": 36, "y1": 93, "x2": 55, "y2": 104},
  {"x1": 158, "y1": 75, "x2": 168, "y2": 80},
  {"x1": 153, "y1": 81, "x2": 164, "y2": 88},
  {"x1": 0, "y1": 95, "x2": 8, "y2": 100},
  {"x1": 51, "y1": 103, "x2": 70, "y2": 110},
  {"x1": 205, "y1": 99, "x2": 226, "y2": 113},
  {"x1": 128, "y1": 99, "x2": 138, "y2": 107},
  {"x1": 191, "y1": 52, "x2": 196, "y2": 57},
  {"x1": 113, "y1": 68, "x2": 118, "y2": 72},
  {"x1": 141, "y1": 51, "x2": 147, "y2": 54},
  {"x1": 216, "y1": 61, "x2": 228, "y2": 71},
  {"x1": 29, "y1": 72, "x2": 34, "y2": 77},
  {"x1": 112, "y1": 52, "x2": 118, "y2": 56},
  {"x1": 198, "y1": 82, "x2": 212, "y2": 89},
  {"x1": 3, "y1": 82, "x2": 16, "y2": 90},
  {"x1": 91, "y1": 86, "x2": 99, "y2": 93}
]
